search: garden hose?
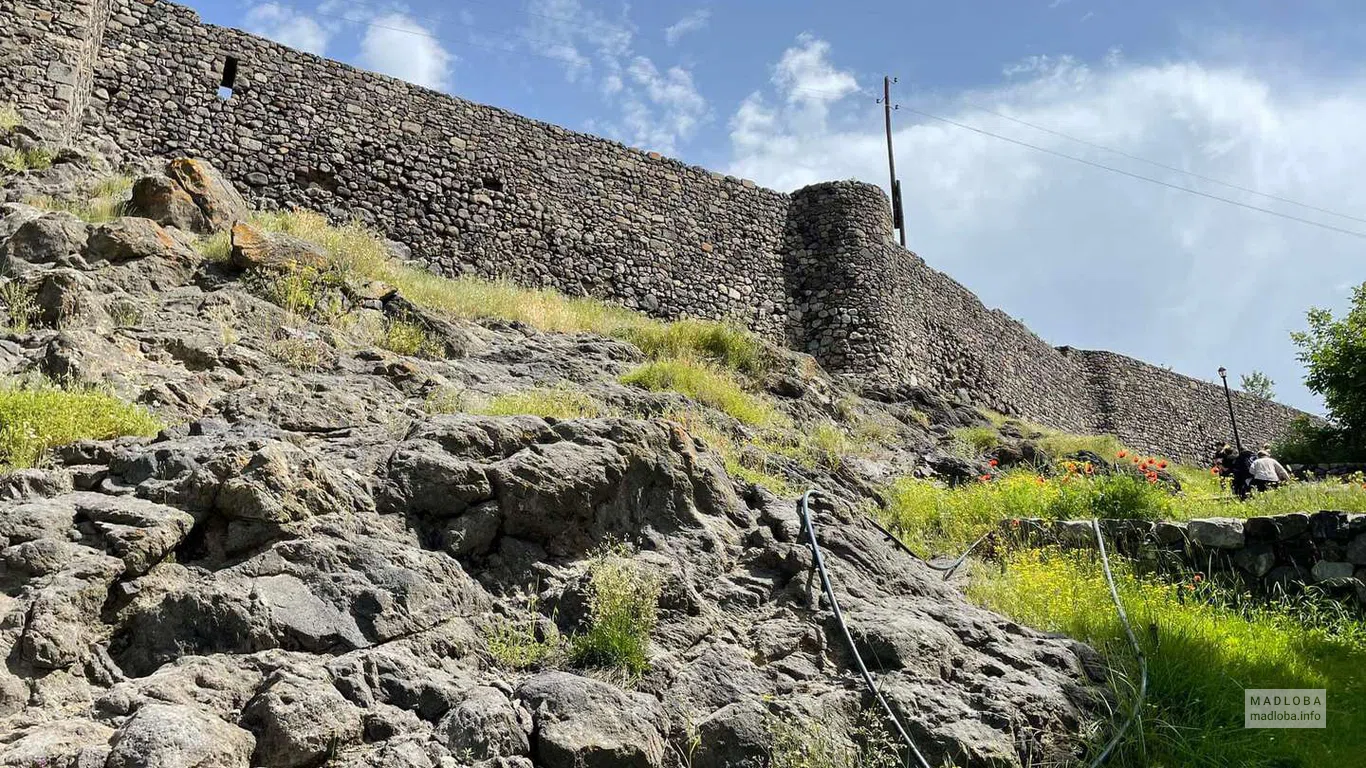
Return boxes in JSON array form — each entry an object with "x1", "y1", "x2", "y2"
[
  {"x1": 1087, "y1": 517, "x2": 1149, "y2": 767},
  {"x1": 865, "y1": 515, "x2": 991, "y2": 581},
  {"x1": 797, "y1": 489, "x2": 934, "y2": 768}
]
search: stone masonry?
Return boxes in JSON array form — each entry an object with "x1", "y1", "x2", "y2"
[
  {"x1": 0, "y1": 0, "x2": 1311, "y2": 462},
  {"x1": 1005, "y1": 512, "x2": 1366, "y2": 607}
]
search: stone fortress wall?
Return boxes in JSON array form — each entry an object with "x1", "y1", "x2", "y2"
[{"x1": 0, "y1": 0, "x2": 1310, "y2": 462}]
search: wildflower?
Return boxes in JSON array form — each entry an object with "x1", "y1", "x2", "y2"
[
  {"x1": 1185, "y1": 583, "x2": 1195, "y2": 591},
  {"x1": 1210, "y1": 467, "x2": 1219, "y2": 475},
  {"x1": 979, "y1": 474, "x2": 991, "y2": 483},
  {"x1": 1193, "y1": 574, "x2": 1203, "y2": 583},
  {"x1": 1117, "y1": 450, "x2": 1127, "y2": 459},
  {"x1": 1084, "y1": 462, "x2": 1094, "y2": 475},
  {"x1": 1157, "y1": 460, "x2": 1168, "y2": 469},
  {"x1": 1010, "y1": 519, "x2": 1021, "y2": 528},
  {"x1": 988, "y1": 458, "x2": 999, "y2": 467},
  {"x1": 1036, "y1": 475, "x2": 1046, "y2": 484}
]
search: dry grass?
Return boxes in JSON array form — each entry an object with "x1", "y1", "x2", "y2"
[
  {"x1": 0, "y1": 280, "x2": 37, "y2": 334},
  {"x1": 25, "y1": 175, "x2": 134, "y2": 224},
  {"x1": 475, "y1": 386, "x2": 608, "y2": 420},
  {"x1": 247, "y1": 210, "x2": 771, "y2": 375},
  {"x1": 0, "y1": 104, "x2": 19, "y2": 133}
]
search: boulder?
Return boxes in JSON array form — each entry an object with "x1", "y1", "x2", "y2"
[
  {"x1": 516, "y1": 672, "x2": 667, "y2": 768},
  {"x1": 1, "y1": 212, "x2": 88, "y2": 269},
  {"x1": 436, "y1": 685, "x2": 531, "y2": 760},
  {"x1": 240, "y1": 669, "x2": 365, "y2": 768},
  {"x1": 128, "y1": 174, "x2": 208, "y2": 233},
  {"x1": 1187, "y1": 518, "x2": 1245, "y2": 549},
  {"x1": 229, "y1": 221, "x2": 329, "y2": 272},
  {"x1": 166, "y1": 157, "x2": 249, "y2": 232},
  {"x1": 105, "y1": 703, "x2": 255, "y2": 768}
]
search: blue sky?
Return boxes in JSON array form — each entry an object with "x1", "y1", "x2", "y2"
[{"x1": 187, "y1": 0, "x2": 1366, "y2": 416}]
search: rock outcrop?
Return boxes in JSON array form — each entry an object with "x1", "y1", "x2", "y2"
[{"x1": 0, "y1": 153, "x2": 1109, "y2": 767}]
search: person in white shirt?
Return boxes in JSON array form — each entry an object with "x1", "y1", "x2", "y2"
[{"x1": 1250, "y1": 449, "x2": 1291, "y2": 492}]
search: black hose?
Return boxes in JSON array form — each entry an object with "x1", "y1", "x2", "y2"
[{"x1": 797, "y1": 490, "x2": 934, "y2": 768}]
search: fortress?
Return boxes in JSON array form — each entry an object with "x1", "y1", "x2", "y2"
[{"x1": 1, "y1": 0, "x2": 1309, "y2": 461}]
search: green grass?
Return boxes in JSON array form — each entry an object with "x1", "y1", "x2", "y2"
[
  {"x1": 569, "y1": 546, "x2": 662, "y2": 678},
  {"x1": 248, "y1": 210, "x2": 772, "y2": 376},
  {"x1": 1, "y1": 147, "x2": 53, "y2": 173},
  {"x1": 878, "y1": 471, "x2": 1172, "y2": 555},
  {"x1": 0, "y1": 280, "x2": 37, "y2": 334},
  {"x1": 423, "y1": 385, "x2": 468, "y2": 414},
  {"x1": 949, "y1": 425, "x2": 1000, "y2": 458},
  {"x1": 971, "y1": 547, "x2": 1366, "y2": 768},
  {"x1": 766, "y1": 712, "x2": 903, "y2": 768},
  {"x1": 0, "y1": 104, "x2": 19, "y2": 133},
  {"x1": 484, "y1": 595, "x2": 564, "y2": 671},
  {"x1": 621, "y1": 358, "x2": 779, "y2": 427},
  {"x1": 266, "y1": 337, "x2": 332, "y2": 371},
  {"x1": 194, "y1": 230, "x2": 232, "y2": 263},
  {"x1": 0, "y1": 381, "x2": 162, "y2": 469},
  {"x1": 378, "y1": 315, "x2": 443, "y2": 358},
  {"x1": 24, "y1": 175, "x2": 133, "y2": 223},
  {"x1": 474, "y1": 386, "x2": 608, "y2": 420}
]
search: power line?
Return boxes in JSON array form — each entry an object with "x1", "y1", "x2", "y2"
[
  {"x1": 898, "y1": 105, "x2": 1366, "y2": 240},
  {"x1": 964, "y1": 101, "x2": 1366, "y2": 226}
]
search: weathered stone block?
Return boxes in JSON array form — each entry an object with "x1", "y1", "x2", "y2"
[{"x1": 1187, "y1": 518, "x2": 1244, "y2": 549}]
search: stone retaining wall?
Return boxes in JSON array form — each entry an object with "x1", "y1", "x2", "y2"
[
  {"x1": 1004, "y1": 512, "x2": 1366, "y2": 606},
  {"x1": 0, "y1": 0, "x2": 1314, "y2": 463}
]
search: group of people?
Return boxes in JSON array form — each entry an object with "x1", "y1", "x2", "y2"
[{"x1": 1212, "y1": 442, "x2": 1291, "y2": 499}]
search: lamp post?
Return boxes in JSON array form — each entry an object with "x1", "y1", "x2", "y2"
[{"x1": 1218, "y1": 367, "x2": 1242, "y2": 451}]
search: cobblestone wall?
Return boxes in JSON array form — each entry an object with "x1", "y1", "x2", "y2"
[
  {"x1": 0, "y1": 0, "x2": 1315, "y2": 463},
  {"x1": 1006, "y1": 513, "x2": 1366, "y2": 607}
]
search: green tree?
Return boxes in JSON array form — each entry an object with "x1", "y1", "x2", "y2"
[
  {"x1": 1239, "y1": 370, "x2": 1276, "y2": 400},
  {"x1": 1290, "y1": 283, "x2": 1366, "y2": 435}
]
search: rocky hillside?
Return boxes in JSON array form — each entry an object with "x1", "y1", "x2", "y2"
[{"x1": 0, "y1": 135, "x2": 1110, "y2": 767}]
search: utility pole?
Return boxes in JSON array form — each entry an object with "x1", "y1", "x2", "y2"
[{"x1": 879, "y1": 75, "x2": 906, "y2": 248}]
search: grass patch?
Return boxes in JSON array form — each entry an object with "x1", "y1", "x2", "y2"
[
  {"x1": 1, "y1": 147, "x2": 53, "y2": 173},
  {"x1": 879, "y1": 471, "x2": 1171, "y2": 555},
  {"x1": 949, "y1": 425, "x2": 1000, "y2": 459},
  {"x1": 0, "y1": 104, "x2": 19, "y2": 133},
  {"x1": 569, "y1": 545, "x2": 662, "y2": 678},
  {"x1": 971, "y1": 547, "x2": 1366, "y2": 767},
  {"x1": 475, "y1": 386, "x2": 607, "y2": 420},
  {"x1": 622, "y1": 358, "x2": 778, "y2": 427},
  {"x1": 424, "y1": 385, "x2": 468, "y2": 414},
  {"x1": 194, "y1": 230, "x2": 232, "y2": 263},
  {"x1": 484, "y1": 595, "x2": 564, "y2": 671},
  {"x1": 24, "y1": 175, "x2": 133, "y2": 223},
  {"x1": 378, "y1": 315, "x2": 443, "y2": 358},
  {"x1": 247, "y1": 210, "x2": 772, "y2": 375},
  {"x1": 0, "y1": 381, "x2": 162, "y2": 469},
  {"x1": 0, "y1": 280, "x2": 37, "y2": 334},
  {"x1": 266, "y1": 337, "x2": 332, "y2": 371},
  {"x1": 766, "y1": 712, "x2": 903, "y2": 768},
  {"x1": 242, "y1": 263, "x2": 346, "y2": 322}
]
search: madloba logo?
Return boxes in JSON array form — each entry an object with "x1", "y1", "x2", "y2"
[{"x1": 1245, "y1": 689, "x2": 1326, "y2": 729}]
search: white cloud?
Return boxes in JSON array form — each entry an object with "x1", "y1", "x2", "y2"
[
  {"x1": 727, "y1": 36, "x2": 1366, "y2": 414},
  {"x1": 522, "y1": 0, "x2": 710, "y2": 154},
  {"x1": 358, "y1": 12, "x2": 454, "y2": 91},
  {"x1": 664, "y1": 10, "x2": 710, "y2": 46},
  {"x1": 244, "y1": 3, "x2": 333, "y2": 55}
]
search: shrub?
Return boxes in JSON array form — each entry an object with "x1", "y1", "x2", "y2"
[
  {"x1": 0, "y1": 381, "x2": 162, "y2": 468},
  {"x1": 1272, "y1": 415, "x2": 1366, "y2": 464},
  {"x1": 971, "y1": 547, "x2": 1366, "y2": 767},
  {"x1": 476, "y1": 386, "x2": 606, "y2": 420},
  {"x1": 622, "y1": 359, "x2": 778, "y2": 427},
  {"x1": 1292, "y1": 284, "x2": 1366, "y2": 438},
  {"x1": 569, "y1": 546, "x2": 662, "y2": 678},
  {"x1": 243, "y1": 263, "x2": 345, "y2": 322},
  {"x1": 108, "y1": 298, "x2": 143, "y2": 327},
  {"x1": 766, "y1": 712, "x2": 903, "y2": 768}
]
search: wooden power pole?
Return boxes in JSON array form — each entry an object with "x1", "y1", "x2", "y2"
[{"x1": 880, "y1": 76, "x2": 906, "y2": 247}]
